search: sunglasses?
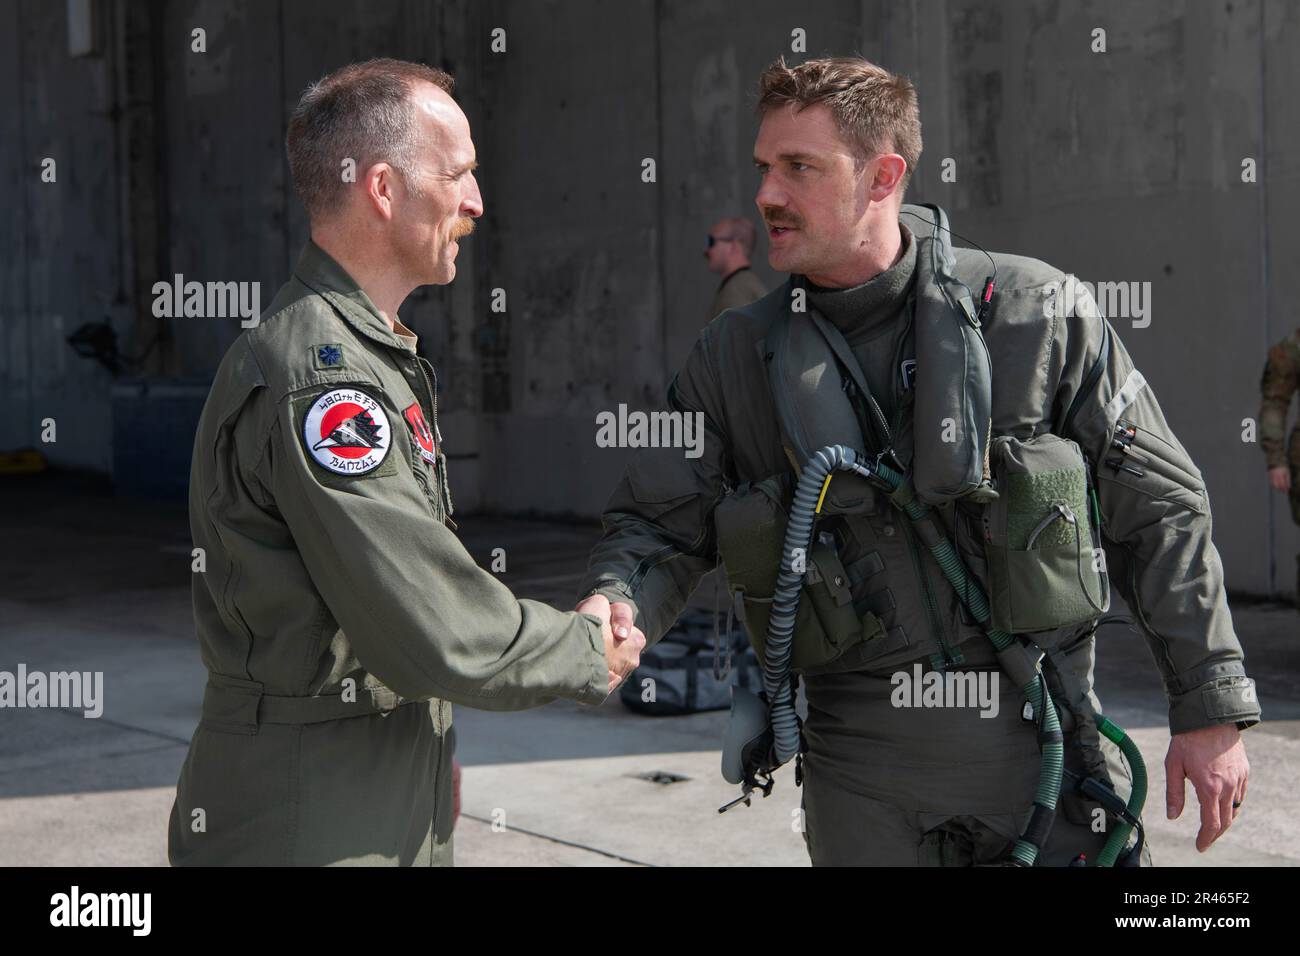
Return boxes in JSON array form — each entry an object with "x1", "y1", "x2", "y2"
[{"x1": 706, "y1": 235, "x2": 737, "y2": 249}]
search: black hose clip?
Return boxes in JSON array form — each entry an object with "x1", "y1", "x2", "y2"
[
  {"x1": 1070, "y1": 771, "x2": 1142, "y2": 830},
  {"x1": 1061, "y1": 768, "x2": 1147, "y2": 866},
  {"x1": 717, "y1": 769, "x2": 775, "y2": 814},
  {"x1": 850, "y1": 453, "x2": 898, "y2": 494}
]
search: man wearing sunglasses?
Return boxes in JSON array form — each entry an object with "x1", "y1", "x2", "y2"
[{"x1": 704, "y1": 217, "x2": 768, "y2": 323}]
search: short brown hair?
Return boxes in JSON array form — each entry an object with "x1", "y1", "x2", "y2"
[
  {"x1": 757, "y1": 56, "x2": 922, "y2": 196},
  {"x1": 287, "y1": 58, "x2": 455, "y2": 221}
]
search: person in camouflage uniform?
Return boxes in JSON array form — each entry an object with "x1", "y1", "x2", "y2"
[{"x1": 1260, "y1": 329, "x2": 1300, "y2": 597}]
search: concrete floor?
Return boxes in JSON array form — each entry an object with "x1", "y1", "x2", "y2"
[{"x1": 1, "y1": 472, "x2": 1297, "y2": 866}]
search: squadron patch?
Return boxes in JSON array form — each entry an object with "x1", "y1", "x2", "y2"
[
  {"x1": 302, "y1": 387, "x2": 391, "y2": 475},
  {"x1": 402, "y1": 402, "x2": 439, "y2": 465}
]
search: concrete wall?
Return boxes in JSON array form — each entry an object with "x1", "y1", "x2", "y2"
[
  {"x1": 2, "y1": 0, "x2": 1296, "y2": 595},
  {"x1": 888, "y1": 0, "x2": 1300, "y2": 598},
  {"x1": 1, "y1": 0, "x2": 122, "y2": 473}
]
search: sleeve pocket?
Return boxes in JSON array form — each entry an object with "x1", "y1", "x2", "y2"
[
  {"x1": 1096, "y1": 420, "x2": 1207, "y2": 516},
  {"x1": 1076, "y1": 391, "x2": 1208, "y2": 517},
  {"x1": 625, "y1": 451, "x2": 703, "y2": 519}
]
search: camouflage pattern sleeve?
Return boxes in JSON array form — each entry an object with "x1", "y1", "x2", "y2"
[{"x1": 1259, "y1": 335, "x2": 1299, "y2": 469}]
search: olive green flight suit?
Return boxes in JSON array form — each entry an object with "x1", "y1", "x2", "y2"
[
  {"x1": 169, "y1": 241, "x2": 609, "y2": 866},
  {"x1": 581, "y1": 224, "x2": 1261, "y2": 866},
  {"x1": 708, "y1": 266, "x2": 768, "y2": 324},
  {"x1": 1259, "y1": 330, "x2": 1300, "y2": 595}
]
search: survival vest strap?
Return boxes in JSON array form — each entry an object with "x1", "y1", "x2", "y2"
[
  {"x1": 1059, "y1": 318, "x2": 1112, "y2": 439},
  {"x1": 200, "y1": 672, "x2": 426, "y2": 734},
  {"x1": 767, "y1": 202, "x2": 994, "y2": 508},
  {"x1": 904, "y1": 203, "x2": 995, "y2": 503},
  {"x1": 766, "y1": 301, "x2": 882, "y2": 513}
]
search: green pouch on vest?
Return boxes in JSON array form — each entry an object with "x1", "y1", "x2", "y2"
[
  {"x1": 985, "y1": 434, "x2": 1109, "y2": 633},
  {"x1": 714, "y1": 473, "x2": 885, "y2": 672}
]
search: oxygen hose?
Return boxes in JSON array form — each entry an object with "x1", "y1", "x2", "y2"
[
  {"x1": 763, "y1": 444, "x2": 863, "y2": 766},
  {"x1": 766, "y1": 444, "x2": 1061, "y2": 865},
  {"x1": 764, "y1": 444, "x2": 1144, "y2": 865},
  {"x1": 1095, "y1": 715, "x2": 1148, "y2": 866},
  {"x1": 872, "y1": 465, "x2": 1063, "y2": 867}
]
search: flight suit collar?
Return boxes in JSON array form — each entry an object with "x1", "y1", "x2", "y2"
[
  {"x1": 717, "y1": 265, "x2": 752, "y2": 290},
  {"x1": 292, "y1": 239, "x2": 409, "y2": 353}
]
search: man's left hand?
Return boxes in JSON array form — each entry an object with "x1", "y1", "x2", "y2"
[{"x1": 1165, "y1": 724, "x2": 1250, "y2": 852}]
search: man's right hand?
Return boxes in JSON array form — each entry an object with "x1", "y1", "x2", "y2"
[
  {"x1": 575, "y1": 594, "x2": 646, "y2": 695},
  {"x1": 1268, "y1": 465, "x2": 1291, "y2": 493}
]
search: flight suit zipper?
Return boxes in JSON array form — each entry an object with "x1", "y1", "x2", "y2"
[
  {"x1": 628, "y1": 544, "x2": 677, "y2": 592},
  {"x1": 414, "y1": 356, "x2": 439, "y2": 451},
  {"x1": 413, "y1": 354, "x2": 455, "y2": 526},
  {"x1": 412, "y1": 351, "x2": 451, "y2": 854}
]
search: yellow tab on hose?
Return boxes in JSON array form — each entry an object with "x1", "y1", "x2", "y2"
[{"x1": 815, "y1": 474, "x2": 833, "y2": 514}]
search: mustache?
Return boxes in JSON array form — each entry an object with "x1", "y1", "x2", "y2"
[
  {"x1": 762, "y1": 214, "x2": 801, "y2": 229},
  {"x1": 451, "y1": 218, "x2": 475, "y2": 240}
]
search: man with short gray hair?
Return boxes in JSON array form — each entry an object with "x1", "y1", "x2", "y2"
[
  {"x1": 704, "y1": 216, "x2": 767, "y2": 322},
  {"x1": 169, "y1": 58, "x2": 643, "y2": 867}
]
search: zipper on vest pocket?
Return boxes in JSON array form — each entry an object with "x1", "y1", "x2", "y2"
[{"x1": 1025, "y1": 504, "x2": 1073, "y2": 549}]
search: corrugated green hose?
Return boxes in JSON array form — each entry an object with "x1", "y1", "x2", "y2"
[
  {"x1": 1094, "y1": 715, "x2": 1147, "y2": 866},
  {"x1": 862, "y1": 459, "x2": 1063, "y2": 867},
  {"x1": 758, "y1": 447, "x2": 1138, "y2": 866}
]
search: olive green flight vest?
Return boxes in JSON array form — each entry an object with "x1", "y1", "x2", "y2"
[{"x1": 716, "y1": 204, "x2": 997, "y2": 676}]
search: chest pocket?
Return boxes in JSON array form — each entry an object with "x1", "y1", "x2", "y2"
[
  {"x1": 413, "y1": 450, "x2": 456, "y2": 525},
  {"x1": 984, "y1": 433, "x2": 1110, "y2": 633},
  {"x1": 714, "y1": 472, "x2": 889, "y2": 673},
  {"x1": 430, "y1": 449, "x2": 454, "y2": 527},
  {"x1": 415, "y1": 453, "x2": 444, "y2": 521}
]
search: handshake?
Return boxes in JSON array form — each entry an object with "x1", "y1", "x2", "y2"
[{"x1": 575, "y1": 594, "x2": 647, "y2": 695}]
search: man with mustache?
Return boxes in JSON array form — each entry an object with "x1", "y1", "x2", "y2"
[
  {"x1": 580, "y1": 56, "x2": 1256, "y2": 865},
  {"x1": 170, "y1": 58, "x2": 643, "y2": 866}
]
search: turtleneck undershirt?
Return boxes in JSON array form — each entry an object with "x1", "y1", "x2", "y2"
[{"x1": 804, "y1": 223, "x2": 918, "y2": 427}]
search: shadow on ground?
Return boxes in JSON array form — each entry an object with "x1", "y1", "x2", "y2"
[{"x1": 2, "y1": 473, "x2": 1296, "y2": 865}]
